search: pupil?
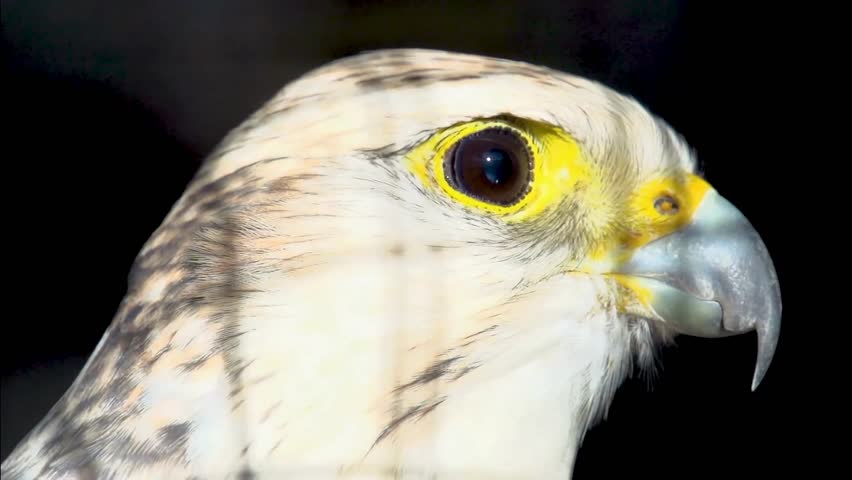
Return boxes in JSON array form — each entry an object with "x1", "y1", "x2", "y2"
[{"x1": 482, "y1": 148, "x2": 513, "y2": 185}]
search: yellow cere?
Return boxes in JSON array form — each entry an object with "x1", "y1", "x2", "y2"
[
  {"x1": 592, "y1": 173, "x2": 712, "y2": 312},
  {"x1": 623, "y1": 174, "x2": 711, "y2": 249},
  {"x1": 405, "y1": 117, "x2": 593, "y2": 222},
  {"x1": 586, "y1": 173, "x2": 713, "y2": 272}
]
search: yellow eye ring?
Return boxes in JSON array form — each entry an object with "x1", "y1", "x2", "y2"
[
  {"x1": 405, "y1": 116, "x2": 589, "y2": 222},
  {"x1": 429, "y1": 120, "x2": 539, "y2": 215}
]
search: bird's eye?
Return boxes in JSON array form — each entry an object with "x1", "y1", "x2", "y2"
[{"x1": 443, "y1": 128, "x2": 533, "y2": 206}]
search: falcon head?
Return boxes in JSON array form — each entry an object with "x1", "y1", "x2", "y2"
[{"x1": 3, "y1": 49, "x2": 781, "y2": 479}]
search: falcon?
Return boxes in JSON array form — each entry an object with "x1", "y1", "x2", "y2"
[{"x1": 2, "y1": 49, "x2": 781, "y2": 479}]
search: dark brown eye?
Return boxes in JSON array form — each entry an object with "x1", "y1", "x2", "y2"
[{"x1": 443, "y1": 128, "x2": 533, "y2": 206}]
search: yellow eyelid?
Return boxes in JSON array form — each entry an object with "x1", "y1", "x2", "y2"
[{"x1": 404, "y1": 117, "x2": 590, "y2": 222}]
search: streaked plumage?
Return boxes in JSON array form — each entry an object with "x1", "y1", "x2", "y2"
[{"x1": 2, "y1": 49, "x2": 781, "y2": 480}]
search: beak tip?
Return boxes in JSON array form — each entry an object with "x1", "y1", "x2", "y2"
[
  {"x1": 751, "y1": 318, "x2": 780, "y2": 391},
  {"x1": 751, "y1": 358, "x2": 775, "y2": 392},
  {"x1": 751, "y1": 369, "x2": 764, "y2": 392}
]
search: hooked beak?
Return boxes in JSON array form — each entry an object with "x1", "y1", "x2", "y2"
[{"x1": 616, "y1": 186, "x2": 781, "y2": 390}]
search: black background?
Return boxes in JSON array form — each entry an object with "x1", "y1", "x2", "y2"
[{"x1": 2, "y1": 1, "x2": 822, "y2": 478}]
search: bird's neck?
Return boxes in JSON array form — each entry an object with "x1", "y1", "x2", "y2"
[{"x1": 222, "y1": 281, "x2": 633, "y2": 479}]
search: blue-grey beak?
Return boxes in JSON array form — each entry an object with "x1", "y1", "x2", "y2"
[{"x1": 618, "y1": 189, "x2": 781, "y2": 390}]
